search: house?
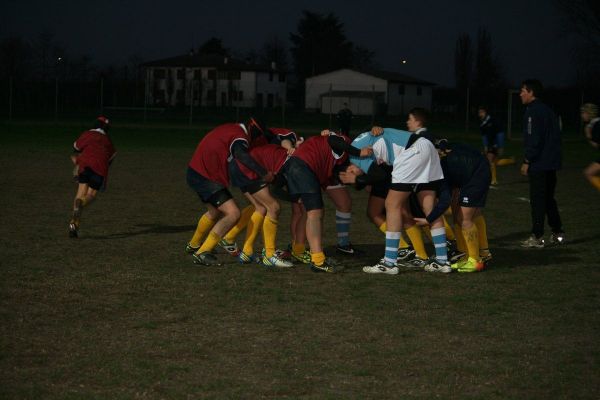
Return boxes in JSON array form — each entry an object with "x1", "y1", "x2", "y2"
[
  {"x1": 305, "y1": 68, "x2": 435, "y2": 116},
  {"x1": 142, "y1": 53, "x2": 286, "y2": 108}
]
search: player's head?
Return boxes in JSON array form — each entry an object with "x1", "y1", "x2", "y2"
[
  {"x1": 477, "y1": 105, "x2": 489, "y2": 120},
  {"x1": 435, "y1": 138, "x2": 451, "y2": 157},
  {"x1": 94, "y1": 115, "x2": 110, "y2": 132},
  {"x1": 520, "y1": 79, "x2": 543, "y2": 104},
  {"x1": 246, "y1": 116, "x2": 267, "y2": 139},
  {"x1": 580, "y1": 103, "x2": 598, "y2": 122},
  {"x1": 407, "y1": 107, "x2": 428, "y2": 131}
]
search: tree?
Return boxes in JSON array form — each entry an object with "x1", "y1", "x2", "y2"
[
  {"x1": 289, "y1": 10, "x2": 353, "y2": 81},
  {"x1": 0, "y1": 36, "x2": 32, "y2": 79},
  {"x1": 352, "y1": 45, "x2": 377, "y2": 70},
  {"x1": 260, "y1": 34, "x2": 288, "y2": 70},
  {"x1": 473, "y1": 27, "x2": 503, "y2": 90},
  {"x1": 198, "y1": 37, "x2": 229, "y2": 56},
  {"x1": 454, "y1": 33, "x2": 473, "y2": 90}
]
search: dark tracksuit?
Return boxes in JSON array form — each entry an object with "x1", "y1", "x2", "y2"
[{"x1": 523, "y1": 99, "x2": 563, "y2": 238}]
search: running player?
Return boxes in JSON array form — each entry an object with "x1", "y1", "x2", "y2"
[
  {"x1": 68, "y1": 116, "x2": 116, "y2": 238},
  {"x1": 478, "y1": 105, "x2": 505, "y2": 185}
]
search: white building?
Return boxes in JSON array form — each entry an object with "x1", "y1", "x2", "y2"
[
  {"x1": 305, "y1": 68, "x2": 434, "y2": 116},
  {"x1": 143, "y1": 53, "x2": 286, "y2": 108}
]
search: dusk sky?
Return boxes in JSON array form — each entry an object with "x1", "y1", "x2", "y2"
[{"x1": 1, "y1": 0, "x2": 579, "y2": 87}]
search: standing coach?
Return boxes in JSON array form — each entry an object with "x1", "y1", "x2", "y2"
[{"x1": 519, "y1": 79, "x2": 565, "y2": 248}]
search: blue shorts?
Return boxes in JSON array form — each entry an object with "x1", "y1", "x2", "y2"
[
  {"x1": 458, "y1": 160, "x2": 490, "y2": 208},
  {"x1": 280, "y1": 157, "x2": 323, "y2": 211},
  {"x1": 482, "y1": 131, "x2": 505, "y2": 150},
  {"x1": 78, "y1": 167, "x2": 104, "y2": 191},
  {"x1": 186, "y1": 167, "x2": 232, "y2": 207}
]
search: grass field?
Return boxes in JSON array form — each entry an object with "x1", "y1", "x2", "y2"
[{"x1": 1, "y1": 120, "x2": 599, "y2": 399}]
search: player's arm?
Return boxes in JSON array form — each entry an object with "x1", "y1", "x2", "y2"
[
  {"x1": 423, "y1": 180, "x2": 451, "y2": 224},
  {"x1": 524, "y1": 109, "x2": 546, "y2": 164},
  {"x1": 231, "y1": 141, "x2": 272, "y2": 182},
  {"x1": 327, "y1": 135, "x2": 370, "y2": 157}
]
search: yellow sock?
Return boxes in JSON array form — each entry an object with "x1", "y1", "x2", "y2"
[
  {"x1": 224, "y1": 205, "x2": 255, "y2": 242},
  {"x1": 311, "y1": 251, "x2": 326, "y2": 266},
  {"x1": 197, "y1": 231, "x2": 221, "y2": 253},
  {"x1": 292, "y1": 241, "x2": 305, "y2": 255},
  {"x1": 405, "y1": 225, "x2": 427, "y2": 259},
  {"x1": 497, "y1": 157, "x2": 515, "y2": 166},
  {"x1": 462, "y1": 224, "x2": 479, "y2": 261},
  {"x1": 474, "y1": 215, "x2": 489, "y2": 251},
  {"x1": 79, "y1": 197, "x2": 87, "y2": 207},
  {"x1": 454, "y1": 223, "x2": 466, "y2": 253},
  {"x1": 379, "y1": 222, "x2": 387, "y2": 233},
  {"x1": 399, "y1": 235, "x2": 409, "y2": 249},
  {"x1": 263, "y1": 216, "x2": 278, "y2": 258},
  {"x1": 490, "y1": 162, "x2": 498, "y2": 184},
  {"x1": 589, "y1": 176, "x2": 600, "y2": 191},
  {"x1": 242, "y1": 212, "x2": 264, "y2": 255},
  {"x1": 190, "y1": 214, "x2": 216, "y2": 247},
  {"x1": 423, "y1": 226, "x2": 432, "y2": 241},
  {"x1": 443, "y1": 216, "x2": 455, "y2": 241}
]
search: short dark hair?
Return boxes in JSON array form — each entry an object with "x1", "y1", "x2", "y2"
[
  {"x1": 477, "y1": 105, "x2": 489, "y2": 113},
  {"x1": 408, "y1": 107, "x2": 429, "y2": 126},
  {"x1": 521, "y1": 79, "x2": 544, "y2": 98}
]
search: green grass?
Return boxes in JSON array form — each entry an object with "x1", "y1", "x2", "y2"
[{"x1": 1, "y1": 120, "x2": 599, "y2": 399}]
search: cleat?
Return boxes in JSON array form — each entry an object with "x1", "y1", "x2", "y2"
[
  {"x1": 68, "y1": 222, "x2": 78, "y2": 238},
  {"x1": 457, "y1": 257, "x2": 485, "y2": 273},
  {"x1": 363, "y1": 261, "x2": 399, "y2": 275},
  {"x1": 520, "y1": 235, "x2": 545, "y2": 248},
  {"x1": 548, "y1": 232, "x2": 565, "y2": 246},
  {"x1": 274, "y1": 248, "x2": 292, "y2": 260},
  {"x1": 399, "y1": 257, "x2": 428, "y2": 269},
  {"x1": 292, "y1": 250, "x2": 311, "y2": 264},
  {"x1": 336, "y1": 243, "x2": 362, "y2": 255},
  {"x1": 261, "y1": 254, "x2": 294, "y2": 268},
  {"x1": 238, "y1": 251, "x2": 257, "y2": 264},
  {"x1": 424, "y1": 258, "x2": 452, "y2": 273},
  {"x1": 397, "y1": 247, "x2": 416, "y2": 261},
  {"x1": 310, "y1": 257, "x2": 344, "y2": 273},
  {"x1": 185, "y1": 243, "x2": 200, "y2": 254},
  {"x1": 447, "y1": 240, "x2": 465, "y2": 263},
  {"x1": 480, "y1": 251, "x2": 492, "y2": 264},
  {"x1": 218, "y1": 239, "x2": 240, "y2": 256},
  {"x1": 192, "y1": 252, "x2": 221, "y2": 266}
]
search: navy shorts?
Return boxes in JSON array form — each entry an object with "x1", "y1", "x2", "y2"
[
  {"x1": 186, "y1": 167, "x2": 232, "y2": 207},
  {"x1": 280, "y1": 157, "x2": 323, "y2": 211},
  {"x1": 458, "y1": 160, "x2": 490, "y2": 208},
  {"x1": 390, "y1": 179, "x2": 442, "y2": 193},
  {"x1": 78, "y1": 167, "x2": 104, "y2": 191},
  {"x1": 369, "y1": 179, "x2": 391, "y2": 199}
]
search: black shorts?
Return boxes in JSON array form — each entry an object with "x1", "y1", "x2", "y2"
[
  {"x1": 78, "y1": 167, "x2": 104, "y2": 191},
  {"x1": 408, "y1": 193, "x2": 425, "y2": 218},
  {"x1": 390, "y1": 179, "x2": 442, "y2": 193},
  {"x1": 280, "y1": 157, "x2": 323, "y2": 211},
  {"x1": 186, "y1": 167, "x2": 232, "y2": 207},
  {"x1": 369, "y1": 181, "x2": 390, "y2": 199},
  {"x1": 458, "y1": 161, "x2": 490, "y2": 208},
  {"x1": 227, "y1": 161, "x2": 267, "y2": 194}
]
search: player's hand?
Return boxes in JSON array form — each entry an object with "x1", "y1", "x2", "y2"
[
  {"x1": 360, "y1": 146, "x2": 373, "y2": 157},
  {"x1": 371, "y1": 126, "x2": 384, "y2": 136},
  {"x1": 321, "y1": 129, "x2": 331, "y2": 136},
  {"x1": 338, "y1": 171, "x2": 357, "y2": 184},
  {"x1": 520, "y1": 163, "x2": 529, "y2": 176},
  {"x1": 413, "y1": 218, "x2": 429, "y2": 226},
  {"x1": 262, "y1": 171, "x2": 275, "y2": 183},
  {"x1": 287, "y1": 147, "x2": 296, "y2": 155}
]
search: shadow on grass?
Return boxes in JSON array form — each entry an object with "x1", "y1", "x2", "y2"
[{"x1": 84, "y1": 223, "x2": 195, "y2": 239}]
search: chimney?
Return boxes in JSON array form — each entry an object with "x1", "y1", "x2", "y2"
[
  {"x1": 271, "y1": 61, "x2": 276, "y2": 70},
  {"x1": 224, "y1": 57, "x2": 228, "y2": 65}
]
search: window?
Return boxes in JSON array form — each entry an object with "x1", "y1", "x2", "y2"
[
  {"x1": 278, "y1": 73, "x2": 286, "y2": 82},
  {"x1": 177, "y1": 69, "x2": 185, "y2": 79},
  {"x1": 207, "y1": 89, "x2": 216, "y2": 100},
  {"x1": 221, "y1": 92, "x2": 227, "y2": 105},
  {"x1": 154, "y1": 69, "x2": 166, "y2": 79},
  {"x1": 238, "y1": 91, "x2": 244, "y2": 101},
  {"x1": 398, "y1": 84, "x2": 405, "y2": 95},
  {"x1": 417, "y1": 86, "x2": 422, "y2": 96},
  {"x1": 269, "y1": 72, "x2": 273, "y2": 82},
  {"x1": 207, "y1": 69, "x2": 216, "y2": 79},
  {"x1": 229, "y1": 71, "x2": 241, "y2": 80},
  {"x1": 176, "y1": 89, "x2": 184, "y2": 102},
  {"x1": 267, "y1": 93, "x2": 274, "y2": 107},
  {"x1": 218, "y1": 71, "x2": 229, "y2": 79},
  {"x1": 193, "y1": 69, "x2": 201, "y2": 79}
]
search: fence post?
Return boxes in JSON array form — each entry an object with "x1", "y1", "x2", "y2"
[
  {"x1": 100, "y1": 78, "x2": 104, "y2": 114},
  {"x1": 328, "y1": 84, "x2": 333, "y2": 129},
  {"x1": 464, "y1": 87, "x2": 470, "y2": 133},
  {"x1": 282, "y1": 88, "x2": 286, "y2": 127},
  {"x1": 189, "y1": 78, "x2": 194, "y2": 126},
  {"x1": 9, "y1": 76, "x2": 13, "y2": 121},
  {"x1": 507, "y1": 89, "x2": 512, "y2": 140},
  {"x1": 371, "y1": 85, "x2": 376, "y2": 126},
  {"x1": 143, "y1": 69, "x2": 148, "y2": 124},
  {"x1": 54, "y1": 77, "x2": 59, "y2": 121}
]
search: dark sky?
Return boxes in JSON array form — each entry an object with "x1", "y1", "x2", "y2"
[{"x1": 1, "y1": 0, "x2": 579, "y2": 87}]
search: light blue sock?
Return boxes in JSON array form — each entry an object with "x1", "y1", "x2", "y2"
[
  {"x1": 336, "y1": 211, "x2": 351, "y2": 247},
  {"x1": 431, "y1": 227, "x2": 448, "y2": 263},
  {"x1": 384, "y1": 231, "x2": 401, "y2": 265}
]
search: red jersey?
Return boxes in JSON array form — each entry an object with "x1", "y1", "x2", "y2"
[
  {"x1": 189, "y1": 123, "x2": 249, "y2": 186},
  {"x1": 73, "y1": 129, "x2": 116, "y2": 178},
  {"x1": 250, "y1": 127, "x2": 298, "y2": 148},
  {"x1": 238, "y1": 144, "x2": 289, "y2": 180},
  {"x1": 291, "y1": 134, "x2": 349, "y2": 188}
]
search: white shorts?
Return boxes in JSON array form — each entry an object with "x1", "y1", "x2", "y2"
[{"x1": 391, "y1": 138, "x2": 444, "y2": 184}]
